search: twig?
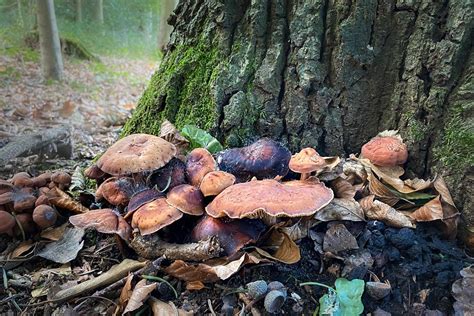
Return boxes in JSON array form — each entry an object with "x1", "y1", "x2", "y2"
[
  {"x1": 141, "y1": 275, "x2": 177, "y2": 299},
  {"x1": 238, "y1": 293, "x2": 261, "y2": 316},
  {"x1": 73, "y1": 295, "x2": 117, "y2": 312},
  {"x1": 208, "y1": 299, "x2": 217, "y2": 316}
]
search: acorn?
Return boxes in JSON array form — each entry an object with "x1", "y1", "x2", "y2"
[
  {"x1": 268, "y1": 281, "x2": 287, "y2": 295},
  {"x1": 366, "y1": 281, "x2": 391, "y2": 300},
  {"x1": 264, "y1": 290, "x2": 287, "y2": 313}
]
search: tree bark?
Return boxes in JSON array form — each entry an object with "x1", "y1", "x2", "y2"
[
  {"x1": 37, "y1": 0, "x2": 63, "y2": 81},
  {"x1": 157, "y1": 0, "x2": 177, "y2": 51},
  {"x1": 92, "y1": 0, "x2": 103, "y2": 24},
  {"x1": 76, "y1": 0, "x2": 82, "y2": 23},
  {"x1": 123, "y1": 1, "x2": 473, "y2": 229}
]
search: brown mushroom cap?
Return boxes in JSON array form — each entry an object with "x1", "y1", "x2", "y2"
[
  {"x1": 51, "y1": 171, "x2": 72, "y2": 186},
  {"x1": 13, "y1": 189, "x2": 37, "y2": 212},
  {"x1": 0, "y1": 180, "x2": 13, "y2": 195},
  {"x1": 185, "y1": 148, "x2": 216, "y2": 186},
  {"x1": 200, "y1": 171, "x2": 236, "y2": 197},
  {"x1": 32, "y1": 205, "x2": 57, "y2": 229},
  {"x1": 14, "y1": 213, "x2": 36, "y2": 235},
  {"x1": 191, "y1": 216, "x2": 265, "y2": 255},
  {"x1": 0, "y1": 211, "x2": 16, "y2": 235},
  {"x1": 125, "y1": 189, "x2": 164, "y2": 219},
  {"x1": 11, "y1": 172, "x2": 33, "y2": 187},
  {"x1": 289, "y1": 148, "x2": 326, "y2": 174},
  {"x1": 35, "y1": 195, "x2": 50, "y2": 207},
  {"x1": 166, "y1": 184, "x2": 204, "y2": 216},
  {"x1": 131, "y1": 198, "x2": 183, "y2": 235},
  {"x1": 84, "y1": 164, "x2": 106, "y2": 180},
  {"x1": 206, "y1": 179, "x2": 334, "y2": 219},
  {"x1": 69, "y1": 209, "x2": 132, "y2": 241},
  {"x1": 95, "y1": 177, "x2": 134, "y2": 206},
  {"x1": 361, "y1": 131, "x2": 408, "y2": 167},
  {"x1": 96, "y1": 134, "x2": 177, "y2": 176},
  {"x1": 31, "y1": 173, "x2": 52, "y2": 187}
]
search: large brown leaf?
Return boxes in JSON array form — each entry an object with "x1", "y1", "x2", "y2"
[
  {"x1": 315, "y1": 198, "x2": 365, "y2": 222},
  {"x1": 359, "y1": 195, "x2": 415, "y2": 228},
  {"x1": 47, "y1": 187, "x2": 89, "y2": 214},
  {"x1": 367, "y1": 171, "x2": 399, "y2": 206},
  {"x1": 331, "y1": 178, "x2": 356, "y2": 199},
  {"x1": 114, "y1": 274, "x2": 134, "y2": 315},
  {"x1": 408, "y1": 196, "x2": 444, "y2": 222},
  {"x1": 254, "y1": 229, "x2": 301, "y2": 264},
  {"x1": 149, "y1": 297, "x2": 192, "y2": 316},
  {"x1": 433, "y1": 175, "x2": 459, "y2": 238},
  {"x1": 123, "y1": 279, "x2": 157, "y2": 314}
]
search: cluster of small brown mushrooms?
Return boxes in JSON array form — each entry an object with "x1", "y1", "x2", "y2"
[
  {"x1": 0, "y1": 171, "x2": 71, "y2": 238},
  {"x1": 65, "y1": 130, "x2": 409, "y2": 259}
]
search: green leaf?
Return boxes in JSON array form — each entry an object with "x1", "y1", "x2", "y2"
[
  {"x1": 334, "y1": 278, "x2": 364, "y2": 316},
  {"x1": 181, "y1": 125, "x2": 223, "y2": 153},
  {"x1": 319, "y1": 290, "x2": 340, "y2": 316}
]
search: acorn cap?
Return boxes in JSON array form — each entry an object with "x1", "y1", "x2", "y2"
[
  {"x1": 131, "y1": 198, "x2": 183, "y2": 236},
  {"x1": 366, "y1": 281, "x2": 391, "y2": 300},
  {"x1": 216, "y1": 138, "x2": 291, "y2": 182},
  {"x1": 205, "y1": 179, "x2": 334, "y2": 219},
  {"x1": 246, "y1": 280, "x2": 268, "y2": 299},
  {"x1": 166, "y1": 184, "x2": 204, "y2": 216},
  {"x1": 96, "y1": 134, "x2": 176, "y2": 176},
  {"x1": 200, "y1": 171, "x2": 236, "y2": 197},
  {"x1": 32, "y1": 205, "x2": 57, "y2": 229},
  {"x1": 264, "y1": 290, "x2": 287, "y2": 313},
  {"x1": 361, "y1": 130, "x2": 408, "y2": 167},
  {"x1": 186, "y1": 148, "x2": 217, "y2": 186},
  {"x1": 0, "y1": 211, "x2": 16, "y2": 236},
  {"x1": 69, "y1": 208, "x2": 132, "y2": 241}
]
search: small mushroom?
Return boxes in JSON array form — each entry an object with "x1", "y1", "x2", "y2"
[
  {"x1": 69, "y1": 209, "x2": 132, "y2": 241},
  {"x1": 366, "y1": 281, "x2": 391, "y2": 300},
  {"x1": 205, "y1": 178, "x2": 333, "y2": 219},
  {"x1": 200, "y1": 171, "x2": 236, "y2": 197},
  {"x1": 148, "y1": 157, "x2": 187, "y2": 192},
  {"x1": 13, "y1": 213, "x2": 36, "y2": 236},
  {"x1": 216, "y1": 138, "x2": 291, "y2": 182},
  {"x1": 95, "y1": 177, "x2": 135, "y2": 206},
  {"x1": 289, "y1": 148, "x2": 326, "y2": 180},
  {"x1": 31, "y1": 173, "x2": 52, "y2": 188},
  {"x1": 166, "y1": 184, "x2": 204, "y2": 216},
  {"x1": 131, "y1": 198, "x2": 183, "y2": 236},
  {"x1": 185, "y1": 148, "x2": 217, "y2": 186},
  {"x1": 0, "y1": 211, "x2": 16, "y2": 236},
  {"x1": 35, "y1": 195, "x2": 50, "y2": 207},
  {"x1": 191, "y1": 216, "x2": 265, "y2": 255},
  {"x1": 264, "y1": 290, "x2": 287, "y2": 314},
  {"x1": 125, "y1": 189, "x2": 164, "y2": 219},
  {"x1": 51, "y1": 171, "x2": 72, "y2": 189},
  {"x1": 361, "y1": 130, "x2": 408, "y2": 167},
  {"x1": 84, "y1": 164, "x2": 106, "y2": 180},
  {"x1": 32, "y1": 205, "x2": 57, "y2": 229}
]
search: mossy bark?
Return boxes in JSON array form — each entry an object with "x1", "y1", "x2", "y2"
[{"x1": 124, "y1": 1, "x2": 473, "y2": 226}]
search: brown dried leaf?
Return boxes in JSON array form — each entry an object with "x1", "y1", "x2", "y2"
[
  {"x1": 47, "y1": 187, "x2": 89, "y2": 214},
  {"x1": 359, "y1": 195, "x2": 415, "y2": 228},
  {"x1": 280, "y1": 217, "x2": 316, "y2": 241},
  {"x1": 331, "y1": 178, "x2": 356, "y2": 199},
  {"x1": 315, "y1": 198, "x2": 366, "y2": 222},
  {"x1": 316, "y1": 156, "x2": 341, "y2": 176},
  {"x1": 38, "y1": 227, "x2": 85, "y2": 263},
  {"x1": 433, "y1": 175, "x2": 459, "y2": 238},
  {"x1": 11, "y1": 240, "x2": 35, "y2": 259},
  {"x1": 404, "y1": 178, "x2": 432, "y2": 191},
  {"x1": 409, "y1": 196, "x2": 443, "y2": 222},
  {"x1": 40, "y1": 223, "x2": 68, "y2": 241},
  {"x1": 123, "y1": 279, "x2": 157, "y2": 314},
  {"x1": 186, "y1": 281, "x2": 205, "y2": 291},
  {"x1": 343, "y1": 159, "x2": 368, "y2": 183},
  {"x1": 159, "y1": 119, "x2": 189, "y2": 155},
  {"x1": 254, "y1": 229, "x2": 301, "y2": 264},
  {"x1": 323, "y1": 223, "x2": 359, "y2": 254},
  {"x1": 367, "y1": 171, "x2": 399, "y2": 206},
  {"x1": 149, "y1": 296, "x2": 193, "y2": 316},
  {"x1": 116, "y1": 274, "x2": 134, "y2": 315}
]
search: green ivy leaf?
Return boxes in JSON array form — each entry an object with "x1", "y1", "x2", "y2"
[
  {"x1": 181, "y1": 125, "x2": 223, "y2": 153},
  {"x1": 334, "y1": 278, "x2": 365, "y2": 316}
]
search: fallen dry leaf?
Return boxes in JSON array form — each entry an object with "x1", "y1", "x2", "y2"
[
  {"x1": 343, "y1": 159, "x2": 368, "y2": 183},
  {"x1": 359, "y1": 195, "x2": 415, "y2": 228},
  {"x1": 47, "y1": 187, "x2": 89, "y2": 214},
  {"x1": 280, "y1": 218, "x2": 315, "y2": 241},
  {"x1": 40, "y1": 223, "x2": 68, "y2": 241},
  {"x1": 159, "y1": 119, "x2": 189, "y2": 155},
  {"x1": 10, "y1": 240, "x2": 35, "y2": 259},
  {"x1": 323, "y1": 223, "x2": 359, "y2": 254},
  {"x1": 433, "y1": 175, "x2": 460, "y2": 238},
  {"x1": 367, "y1": 171, "x2": 399, "y2": 206},
  {"x1": 409, "y1": 196, "x2": 444, "y2": 222},
  {"x1": 331, "y1": 178, "x2": 356, "y2": 199},
  {"x1": 38, "y1": 227, "x2": 85, "y2": 263},
  {"x1": 115, "y1": 274, "x2": 134, "y2": 315},
  {"x1": 186, "y1": 281, "x2": 205, "y2": 291},
  {"x1": 254, "y1": 229, "x2": 301, "y2": 264},
  {"x1": 315, "y1": 198, "x2": 366, "y2": 222},
  {"x1": 123, "y1": 279, "x2": 157, "y2": 314},
  {"x1": 149, "y1": 296, "x2": 193, "y2": 316}
]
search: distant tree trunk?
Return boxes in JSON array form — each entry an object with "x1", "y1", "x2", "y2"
[
  {"x1": 37, "y1": 0, "x2": 63, "y2": 81},
  {"x1": 157, "y1": 0, "x2": 176, "y2": 51},
  {"x1": 124, "y1": 1, "x2": 473, "y2": 233},
  {"x1": 92, "y1": 0, "x2": 103, "y2": 24},
  {"x1": 76, "y1": 0, "x2": 82, "y2": 22}
]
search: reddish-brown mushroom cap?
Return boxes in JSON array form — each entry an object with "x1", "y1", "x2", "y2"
[
  {"x1": 289, "y1": 148, "x2": 326, "y2": 179},
  {"x1": 125, "y1": 189, "x2": 164, "y2": 219},
  {"x1": 185, "y1": 148, "x2": 217, "y2": 186},
  {"x1": 206, "y1": 179, "x2": 334, "y2": 219},
  {"x1": 96, "y1": 134, "x2": 177, "y2": 176},
  {"x1": 361, "y1": 131, "x2": 408, "y2": 167},
  {"x1": 32, "y1": 205, "x2": 57, "y2": 229},
  {"x1": 11, "y1": 172, "x2": 33, "y2": 187},
  {"x1": 35, "y1": 195, "x2": 50, "y2": 207},
  {"x1": 69, "y1": 209, "x2": 132, "y2": 241},
  {"x1": 191, "y1": 216, "x2": 266, "y2": 255},
  {"x1": 13, "y1": 189, "x2": 37, "y2": 212},
  {"x1": 131, "y1": 198, "x2": 183, "y2": 235},
  {"x1": 0, "y1": 211, "x2": 16, "y2": 236},
  {"x1": 84, "y1": 164, "x2": 106, "y2": 180},
  {"x1": 14, "y1": 213, "x2": 36, "y2": 236},
  {"x1": 31, "y1": 173, "x2": 52, "y2": 187},
  {"x1": 200, "y1": 171, "x2": 236, "y2": 197},
  {"x1": 51, "y1": 171, "x2": 72, "y2": 186},
  {"x1": 0, "y1": 180, "x2": 13, "y2": 195},
  {"x1": 166, "y1": 184, "x2": 204, "y2": 216},
  {"x1": 95, "y1": 177, "x2": 134, "y2": 206}
]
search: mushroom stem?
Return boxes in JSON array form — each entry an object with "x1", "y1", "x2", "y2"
[
  {"x1": 300, "y1": 173, "x2": 309, "y2": 181},
  {"x1": 130, "y1": 234, "x2": 222, "y2": 261}
]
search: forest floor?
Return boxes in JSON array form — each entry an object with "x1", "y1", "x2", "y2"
[{"x1": 0, "y1": 53, "x2": 156, "y2": 177}]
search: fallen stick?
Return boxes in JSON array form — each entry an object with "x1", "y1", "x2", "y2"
[
  {"x1": 49, "y1": 259, "x2": 146, "y2": 303},
  {"x1": 130, "y1": 234, "x2": 222, "y2": 261},
  {"x1": 0, "y1": 127, "x2": 72, "y2": 166}
]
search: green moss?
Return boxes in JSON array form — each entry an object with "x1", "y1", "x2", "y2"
[{"x1": 121, "y1": 38, "x2": 221, "y2": 137}]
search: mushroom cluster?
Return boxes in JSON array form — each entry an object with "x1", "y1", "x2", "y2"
[
  {"x1": 71, "y1": 133, "x2": 335, "y2": 258},
  {"x1": 0, "y1": 170, "x2": 71, "y2": 237}
]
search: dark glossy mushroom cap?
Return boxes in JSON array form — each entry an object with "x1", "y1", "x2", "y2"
[
  {"x1": 69, "y1": 208, "x2": 132, "y2": 241},
  {"x1": 97, "y1": 134, "x2": 177, "y2": 176},
  {"x1": 206, "y1": 178, "x2": 333, "y2": 219},
  {"x1": 166, "y1": 184, "x2": 204, "y2": 216},
  {"x1": 84, "y1": 164, "x2": 106, "y2": 180},
  {"x1": 200, "y1": 171, "x2": 236, "y2": 197},
  {"x1": 185, "y1": 148, "x2": 217, "y2": 186},
  {"x1": 191, "y1": 216, "x2": 265, "y2": 255},
  {"x1": 148, "y1": 157, "x2": 187, "y2": 192},
  {"x1": 95, "y1": 177, "x2": 134, "y2": 206},
  {"x1": 361, "y1": 131, "x2": 408, "y2": 167},
  {"x1": 131, "y1": 198, "x2": 183, "y2": 235},
  {"x1": 32, "y1": 205, "x2": 57, "y2": 229},
  {"x1": 125, "y1": 189, "x2": 164, "y2": 219},
  {"x1": 0, "y1": 211, "x2": 15, "y2": 235},
  {"x1": 216, "y1": 138, "x2": 291, "y2": 182}
]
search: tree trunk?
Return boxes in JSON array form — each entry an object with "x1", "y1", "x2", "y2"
[
  {"x1": 76, "y1": 0, "x2": 82, "y2": 22},
  {"x1": 157, "y1": 0, "x2": 177, "y2": 51},
  {"x1": 123, "y1": 1, "x2": 473, "y2": 228},
  {"x1": 92, "y1": 0, "x2": 103, "y2": 24},
  {"x1": 37, "y1": 0, "x2": 63, "y2": 81}
]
